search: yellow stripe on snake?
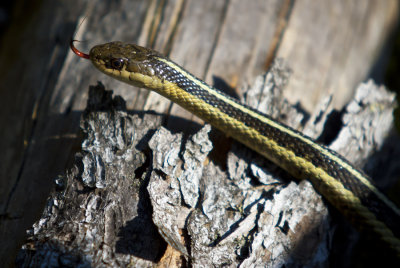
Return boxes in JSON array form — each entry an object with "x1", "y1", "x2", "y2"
[{"x1": 71, "y1": 40, "x2": 400, "y2": 256}]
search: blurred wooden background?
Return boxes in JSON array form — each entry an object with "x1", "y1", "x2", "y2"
[{"x1": 0, "y1": 0, "x2": 398, "y2": 266}]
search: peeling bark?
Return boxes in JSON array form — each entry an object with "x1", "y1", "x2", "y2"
[{"x1": 16, "y1": 60, "x2": 397, "y2": 266}]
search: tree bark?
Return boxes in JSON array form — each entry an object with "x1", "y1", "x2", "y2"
[{"x1": 17, "y1": 67, "x2": 398, "y2": 266}]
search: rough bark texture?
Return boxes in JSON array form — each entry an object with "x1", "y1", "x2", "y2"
[
  {"x1": 1, "y1": 0, "x2": 399, "y2": 267},
  {"x1": 16, "y1": 60, "x2": 398, "y2": 266}
]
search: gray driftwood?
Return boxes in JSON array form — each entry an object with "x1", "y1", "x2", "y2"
[{"x1": 16, "y1": 59, "x2": 397, "y2": 267}]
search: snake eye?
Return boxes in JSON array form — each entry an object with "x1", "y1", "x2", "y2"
[{"x1": 110, "y1": 58, "x2": 124, "y2": 70}]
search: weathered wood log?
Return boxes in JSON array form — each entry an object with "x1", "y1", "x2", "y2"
[
  {"x1": 16, "y1": 61, "x2": 398, "y2": 266},
  {"x1": 1, "y1": 0, "x2": 399, "y2": 266}
]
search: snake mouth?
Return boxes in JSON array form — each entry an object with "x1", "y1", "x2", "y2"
[{"x1": 90, "y1": 58, "x2": 149, "y2": 89}]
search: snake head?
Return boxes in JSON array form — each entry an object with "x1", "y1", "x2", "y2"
[
  {"x1": 88, "y1": 42, "x2": 164, "y2": 86},
  {"x1": 71, "y1": 40, "x2": 164, "y2": 88}
]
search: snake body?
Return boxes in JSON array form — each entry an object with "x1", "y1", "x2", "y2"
[{"x1": 71, "y1": 41, "x2": 400, "y2": 255}]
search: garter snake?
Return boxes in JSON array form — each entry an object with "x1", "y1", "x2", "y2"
[{"x1": 71, "y1": 40, "x2": 400, "y2": 255}]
